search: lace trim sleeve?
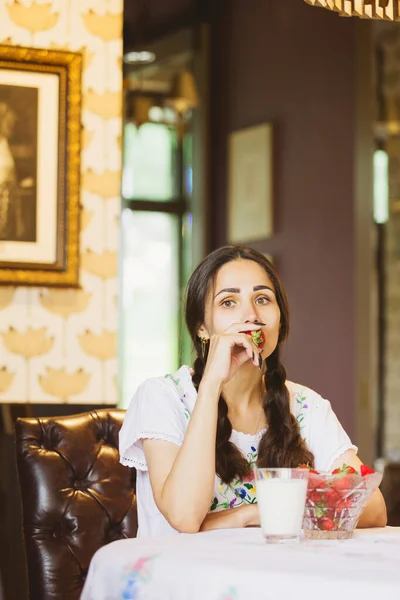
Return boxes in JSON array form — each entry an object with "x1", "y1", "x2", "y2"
[{"x1": 119, "y1": 377, "x2": 186, "y2": 471}]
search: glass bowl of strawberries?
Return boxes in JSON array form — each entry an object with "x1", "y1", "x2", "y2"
[{"x1": 301, "y1": 464, "x2": 382, "y2": 540}]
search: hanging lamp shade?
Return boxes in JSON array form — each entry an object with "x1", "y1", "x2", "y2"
[
  {"x1": 166, "y1": 71, "x2": 199, "y2": 115},
  {"x1": 303, "y1": 0, "x2": 400, "y2": 21}
]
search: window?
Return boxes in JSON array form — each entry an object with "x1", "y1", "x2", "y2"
[{"x1": 120, "y1": 107, "x2": 193, "y2": 406}]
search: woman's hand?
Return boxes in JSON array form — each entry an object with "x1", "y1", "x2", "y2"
[
  {"x1": 200, "y1": 504, "x2": 260, "y2": 532},
  {"x1": 201, "y1": 323, "x2": 263, "y2": 389}
]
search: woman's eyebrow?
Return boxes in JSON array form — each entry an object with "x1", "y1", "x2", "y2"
[
  {"x1": 214, "y1": 285, "x2": 275, "y2": 299},
  {"x1": 253, "y1": 285, "x2": 275, "y2": 294},
  {"x1": 214, "y1": 287, "x2": 240, "y2": 299}
]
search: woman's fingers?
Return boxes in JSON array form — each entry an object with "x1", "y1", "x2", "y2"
[
  {"x1": 204, "y1": 327, "x2": 265, "y2": 386},
  {"x1": 224, "y1": 322, "x2": 265, "y2": 335},
  {"x1": 225, "y1": 334, "x2": 261, "y2": 368}
]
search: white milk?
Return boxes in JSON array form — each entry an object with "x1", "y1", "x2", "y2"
[{"x1": 256, "y1": 478, "x2": 308, "y2": 537}]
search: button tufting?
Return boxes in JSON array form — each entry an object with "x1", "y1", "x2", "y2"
[
  {"x1": 16, "y1": 409, "x2": 138, "y2": 598},
  {"x1": 53, "y1": 522, "x2": 67, "y2": 539},
  {"x1": 73, "y1": 480, "x2": 87, "y2": 491}
]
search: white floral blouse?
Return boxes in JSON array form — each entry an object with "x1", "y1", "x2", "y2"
[{"x1": 119, "y1": 365, "x2": 357, "y2": 537}]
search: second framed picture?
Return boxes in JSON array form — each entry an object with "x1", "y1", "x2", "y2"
[
  {"x1": 0, "y1": 45, "x2": 82, "y2": 287},
  {"x1": 228, "y1": 123, "x2": 274, "y2": 244}
]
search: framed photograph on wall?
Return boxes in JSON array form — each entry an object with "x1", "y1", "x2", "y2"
[
  {"x1": 0, "y1": 45, "x2": 82, "y2": 286},
  {"x1": 228, "y1": 123, "x2": 274, "y2": 244}
]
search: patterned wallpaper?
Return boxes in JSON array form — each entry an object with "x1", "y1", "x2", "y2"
[{"x1": 0, "y1": 0, "x2": 122, "y2": 404}]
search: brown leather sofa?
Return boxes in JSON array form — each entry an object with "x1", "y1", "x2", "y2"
[{"x1": 15, "y1": 410, "x2": 137, "y2": 600}]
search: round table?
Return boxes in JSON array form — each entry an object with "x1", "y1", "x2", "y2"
[{"x1": 81, "y1": 526, "x2": 400, "y2": 600}]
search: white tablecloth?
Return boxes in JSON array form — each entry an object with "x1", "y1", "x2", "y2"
[{"x1": 81, "y1": 527, "x2": 400, "y2": 600}]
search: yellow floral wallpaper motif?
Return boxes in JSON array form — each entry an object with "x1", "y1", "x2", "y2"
[
  {"x1": 81, "y1": 209, "x2": 94, "y2": 230},
  {"x1": 84, "y1": 90, "x2": 122, "y2": 119},
  {"x1": 83, "y1": 169, "x2": 121, "y2": 198},
  {"x1": 0, "y1": 367, "x2": 14, "y2": 394},
  {"x1": 2, "y1": 327, "x2": 54, "y2": 359},
  {"x1": 78, "y1": 330, "x2": 117, "y2": 361},
  {"x1": 0, "y1": 0, "x2": 123, "y2": 404},
  {"x1": 6, "y1": 1, "x2": 59, "y2": 36},
  {"x1": 82, "y1": 10, "x2": 122, "y2": 42},
  {"x1": 39, "y1": 367, "x2": 91, "y2": 403},
  {"x1": 0, "y1": 288, "x2": 15, "y2": 311},
  {"x1": 39, "y1": 289, "x2": 92, "y2": 318},
  {"x1": 81, "y1": 249, "x2": 118, "y2": 279},
  {"x1": 82, "y1": 130, "x2": 95, "y2": 150}
]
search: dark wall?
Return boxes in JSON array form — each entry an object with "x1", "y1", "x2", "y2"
[
  {"x1": 124, "y1": 0, "x2": 191, "y2": 46},
  {"x1": 210, "y1": 0, "x2": 359, "y2": 437},
  {"x1": 124, "y1": 0, "x2": 209, "y2": 46}
]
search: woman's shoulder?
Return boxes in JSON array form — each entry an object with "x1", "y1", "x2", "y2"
[
  {"x1": 136, "y1": 365, "x2": 192, "y2": 392},
  {"x1": 119, "y1": 367, "x2": 194, "y2": 468},
  {"x1": 286, "y1": 380, "x2": 332, "y2": 432},
  {"x1": 286, "y1": 381, "x2": 357, "y2": 471},
  {"x1": 133, "y1": 365, "x2": 196, "y2": 416},
  {"x1": 286, "y1": 380, "x2": 326, "y2": 409}
]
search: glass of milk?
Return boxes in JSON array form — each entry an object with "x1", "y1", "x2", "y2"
[{"x1": 254, "y1": 468, "x2": 309, "y2": 544}]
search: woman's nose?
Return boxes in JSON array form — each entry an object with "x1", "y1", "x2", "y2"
[{"x1": 244, "y1": 313, "x2": 258, "y2": 324}]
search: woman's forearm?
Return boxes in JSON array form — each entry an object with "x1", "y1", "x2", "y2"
[
  {"x1": 200, "y1": 504, "x2": 259, "y2": 532},
  {"x1": 160, "y1": 378, "x2": 222, "y2": 532},
  {"x1": 357, "y1": 488, "x2": 387, "y2": 528}
]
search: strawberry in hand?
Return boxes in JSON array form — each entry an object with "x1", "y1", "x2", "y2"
[{"x1": 244, "y1": 329, "x2": 266, "y2": 349}]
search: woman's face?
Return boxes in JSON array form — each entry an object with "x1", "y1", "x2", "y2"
[{"x1": 200, "y1": 259, "x2": 281, "y2": 358}]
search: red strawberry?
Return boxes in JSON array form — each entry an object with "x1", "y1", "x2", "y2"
[
  {"x1": 332, "y1": 475, "x2": 355, "y2": 494},
  {"x1": 309, "y1": 489, "x2": 323, "y2": 505},
  {"x1": 308, "y1": 477, "x2": 327, "y2": 494},
  {"x1": 325, "y1": 487, "x2": 341, "y2": 509},
  {"x1": 244, "y1": 329, "x2": 266, "y2": 349},
  {"x1": 310, "y1": 486, "x2": 340, "y2": 508},
  {"x1": 308, "y1": 470, "x2": 326, "y2": 486},
  {"x1": 336, "y1": 498, "x2": 353, "y2": 510},
  {"x1": 319, "y1": 517, "x2": 336, "y2": 531},
  {"x1": 332, "y1": 464, "x2": 358, "y2": 476},
  {"x1": 298, "y1": 464, "x2": 319, "y2": 474},
  {"x1": 331, "y1": 465, "x2": 358, "y2": 494},
  {"x1": 360, "y1": 464, "x2": 375, "y2": 476}
]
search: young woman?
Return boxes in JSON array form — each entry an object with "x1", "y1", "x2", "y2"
[{"x1": 119, "y1": 246, "x2": 387, "y2": 537}]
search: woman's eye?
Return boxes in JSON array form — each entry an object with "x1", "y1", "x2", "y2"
[
  {"x1": 221, "y1": 299, "x2": 236, "y2": 308},
  {"x1": 256, "y1": 296, "x2": 270, "y2": 305}
]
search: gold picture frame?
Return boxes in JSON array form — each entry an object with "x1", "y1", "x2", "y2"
[{"x1": 0, "y1": 45, "x2": 82, "y2": 287}]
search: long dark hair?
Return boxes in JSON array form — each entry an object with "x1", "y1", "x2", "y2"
[{"x1": 185, "y1": 246, "x2": 314, "y2": 484}]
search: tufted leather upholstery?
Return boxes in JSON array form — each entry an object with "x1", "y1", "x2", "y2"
[{"x1": 15, "y1": 410, "x2": 137, "y2": 600}]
